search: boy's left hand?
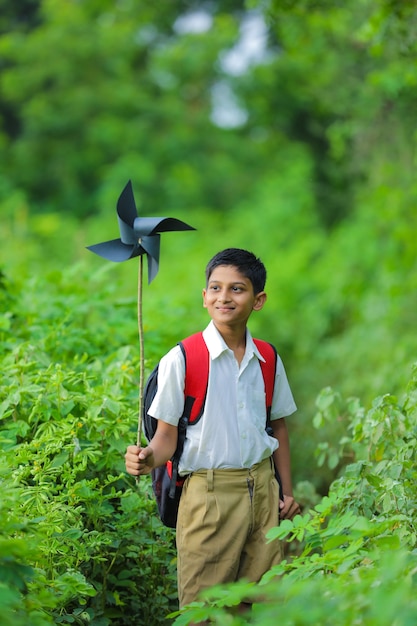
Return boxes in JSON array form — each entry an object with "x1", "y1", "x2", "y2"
[{"x1": 279, "y1": 495, "x2": 301, "y2": 520}]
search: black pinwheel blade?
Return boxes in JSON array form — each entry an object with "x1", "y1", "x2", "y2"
[
  {"x1": 86, "y1": 239, "x2": 137, "y2": 262},
  {"x1": 133, "y1": 216, "x2": 196, "y2": 237},
  {"x1": 134, "y1": 217, "x2": 195, "y2": 282},
  {"x1": 117, "y1": 180, "x2": 139, "y2": 245},
  {"x1": 117, "y1": 180, "x2": 137, "y2": 226},
  {"x1": 140, "y1": 235, "x2": 161, "y2": 283}
]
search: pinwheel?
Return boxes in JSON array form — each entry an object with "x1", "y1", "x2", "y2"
[
  {"x1": 87, "y1": 179, "x2": 195, "y2": 283},
  {"x1": 88, "y1": 180, "x2": 195, "y2": 451}
]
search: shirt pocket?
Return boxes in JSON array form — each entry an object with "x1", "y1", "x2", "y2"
[{"x1": 245, "y1": 386, "x2": 267, "y2": 430}]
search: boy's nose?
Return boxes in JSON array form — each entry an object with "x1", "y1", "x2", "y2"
[{"x1": 218, "y1": 289, "x2": 231, "y2": 302}]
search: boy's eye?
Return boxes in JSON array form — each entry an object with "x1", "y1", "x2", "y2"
[{"x1": 208, "y1": 284, "x2": 245, "y2": 292}]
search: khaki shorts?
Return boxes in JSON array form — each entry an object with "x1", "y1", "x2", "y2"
[{"x1": 176, "y1": 457, "x2": 283, "y2": 607}]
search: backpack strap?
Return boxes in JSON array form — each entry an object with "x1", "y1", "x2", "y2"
[
  {"x1": 178, "y1": 332, "x2": 210, "y2": 425},
  {"x1": 168, "y1": 332, "x2": 209, "y2": 497},
  {"x1": 254, "y1": 339, "x2": 283, "y2": 500},
  {"x1": 253, "y1": 339, "x2": 277, "y2": 421}
]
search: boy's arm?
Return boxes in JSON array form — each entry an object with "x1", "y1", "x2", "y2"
[
  {"x1": 125, "y1": 420, "x2": 178, "y2": 476},
  {"x1": 271, "y1": 417, "x2": 301, "y2": 520}
]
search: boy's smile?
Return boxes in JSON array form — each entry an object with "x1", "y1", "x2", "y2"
[{"x1": 202, "y1": 265, "x2": 266, "y2": 330}]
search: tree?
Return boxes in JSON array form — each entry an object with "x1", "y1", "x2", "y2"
[{"x1": 0, "y1": 0, "x2": 268, "y2": 216}]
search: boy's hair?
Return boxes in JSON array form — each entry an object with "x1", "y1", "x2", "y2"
[{"x1": 205, "y1": 248, "x2": 267, "y2": 294}]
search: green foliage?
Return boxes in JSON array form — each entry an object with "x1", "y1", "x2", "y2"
[
  {"x1": 1, "y1": 234, "x2": 417, "y2": 625},
  {"x1": 2, "y1": 1, "x2": 417, "y2": 619},
  {"x1": 2, "y1": 0, "x2": 417, "y2": 487},
  {"x1": 172, "y1": 364, "x2": 417, "y2": 625},
  {"x1": 172, "y1": 549, "x2": 417, "y2": 625},
  {"x1": 0, "y1": 0, "x2": 259, "y2": 217},
  {"x1": 2, "y1": 251, "x2": 415, "y2": 626},
  {"x1": 0, "y1": 269, "x2": 177, "y2": 625}
]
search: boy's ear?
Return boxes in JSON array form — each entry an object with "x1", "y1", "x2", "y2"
[
  {"x1": 202, "y1": 288, "x2": 207, "y2": 308},
  {"x1": 253, "y1": 291, "x2": 267, "y2": 311}
]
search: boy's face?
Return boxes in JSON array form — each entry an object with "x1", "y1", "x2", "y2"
[{"x1": 202, "y1": 265, "x2": 266, "y2": 328}]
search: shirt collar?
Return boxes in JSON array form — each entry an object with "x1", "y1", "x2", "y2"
[{"x1": 202, "y1": 321, "x2": 265, "y2": 362}]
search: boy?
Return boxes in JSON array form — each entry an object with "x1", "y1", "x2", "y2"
[{"x1": 125, "y1": 248, "x2": 300, "y2": 607}]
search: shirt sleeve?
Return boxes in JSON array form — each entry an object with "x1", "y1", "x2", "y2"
[
  {"x1": 147, "y1": 345, "x2": 185, "y2": 426},
  {"x1": 270, "y1": 355, "x2": 297, "y2": 420}
]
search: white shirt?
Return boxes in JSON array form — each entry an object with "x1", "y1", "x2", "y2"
[{"x1": 149, "y1": 321, "x2": 297, "y2": 474}]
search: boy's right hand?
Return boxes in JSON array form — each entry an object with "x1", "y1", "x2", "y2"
[{"x1": 125, "y1": 444, "x2": 155, "y2": 476}]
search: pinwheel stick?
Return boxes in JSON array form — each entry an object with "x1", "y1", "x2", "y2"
[
  {"x1": 137, "y1": 250, "x2": 145, "y2": 448},
  {"x1": 135, "y1": 252, "x2": 145, "y2": 485}
]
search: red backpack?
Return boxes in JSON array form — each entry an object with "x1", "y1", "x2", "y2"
[{"x1": 143, "y1": 331, "x2": 278, "y2": 528}]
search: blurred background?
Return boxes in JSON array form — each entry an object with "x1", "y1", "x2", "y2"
[{"x1": 1, "y1": 0, "x2": 416, "y2": 490}]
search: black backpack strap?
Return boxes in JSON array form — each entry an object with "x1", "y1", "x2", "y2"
[
  {"x1": 255, "y1": 339, "x2": 284, "y2": 501},
  {"x1": 168, "y1": 398, "x2": 194, "y2": 498}
]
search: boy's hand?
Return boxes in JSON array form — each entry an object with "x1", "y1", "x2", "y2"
[
  {"x1": 125, "y1": 444, "x2": 155, "y2": 476},
  {"x1": 279, "y1": 494, "x2": 301, "y2": 521}
]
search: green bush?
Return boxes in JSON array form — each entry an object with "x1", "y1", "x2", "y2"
[
  {"x1": 172, "y1": 366, "x2": 417, "y2": 624},
  {"x1": 2, "y1": 260, "x2": 417, "y2": 625},
  {"x1": 0, "y1": 269, "x2": 177, "y2": 625}
]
